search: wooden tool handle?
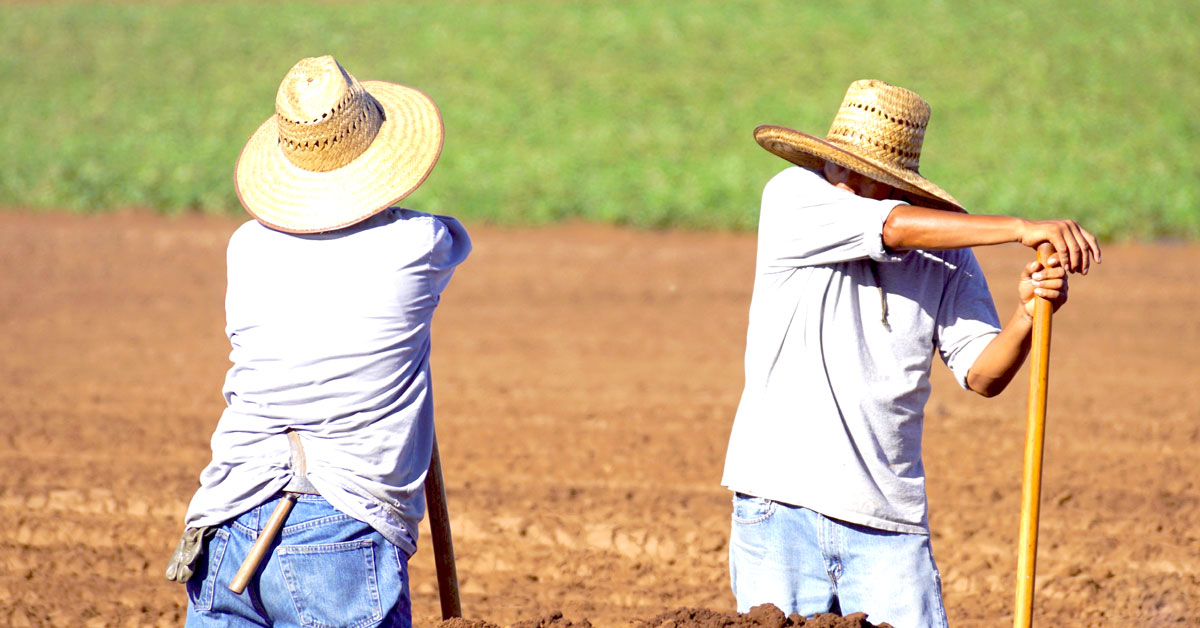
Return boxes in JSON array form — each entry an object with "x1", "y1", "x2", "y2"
[
  {"x1": 229, "y1": 493, "x2": 297, "y2": 594},
  {"x1": 1014, "y1": 242, "x2": 1055, "y2": 628},
  {"x1": 425, "y1": 437, "x2": 462, "y2": 619}
]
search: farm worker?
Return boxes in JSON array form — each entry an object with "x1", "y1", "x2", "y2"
[
  {"x1": 164, "y1": 55, "x2": 470, "y2": 628},
  {"x1": 721, "y1": 79, "x2": 1101, "y2": 627}
]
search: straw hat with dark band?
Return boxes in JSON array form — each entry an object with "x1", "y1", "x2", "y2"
[
  {"x1": 755, "y1": 79, "x2": 965, "y2": 213},
  {"x1": 235, "y1": 55, "x2": 444, "y2": 233}
]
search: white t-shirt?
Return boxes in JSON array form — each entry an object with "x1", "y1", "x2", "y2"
[
  {"x1": 721, "y1": 167, "x2": 1000, "y2": 534},
  {"x1": 185, "y1": 208, "x2": 471, "y2": 556}
]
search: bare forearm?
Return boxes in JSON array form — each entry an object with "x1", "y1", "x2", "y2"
[
  {"x1": 966, "y1": 305, "x2": 1034, "y2": 397},
  {"x1": 883, "y1": 204, "x2": 1102, "y2": 274},
  {"x1": 883, "y1": 205, "x2": 1026, "y2": 250}
]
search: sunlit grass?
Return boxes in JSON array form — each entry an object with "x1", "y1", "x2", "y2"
[{"x1": 1, "y1": 0, "x2": 1196, "y2": 239}]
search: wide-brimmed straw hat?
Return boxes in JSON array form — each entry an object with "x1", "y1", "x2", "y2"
[
  {"x1": 235, "y1": 55, "x2": 444, "y2": 233},
  {"x1": 754, "y1": 79, "x2": 964, "y2": 212}
]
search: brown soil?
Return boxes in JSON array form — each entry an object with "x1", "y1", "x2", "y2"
[
  {"x1": 0, "y1": 211, "x2": 1197, "y2": 628},
  {"x1": 629, "y1": 604, "x2": 891, "y2": 628},
  {"x1": 439, "y1": 604, "x2": 893, "y2": 628}
]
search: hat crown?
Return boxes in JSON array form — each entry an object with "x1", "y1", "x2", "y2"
[
  {"x1": 825, "y1": 79, "x2": 930, "y2": 173},
  {"x1": 274, "y1": 56, "x2": 383, "y2": 173}
]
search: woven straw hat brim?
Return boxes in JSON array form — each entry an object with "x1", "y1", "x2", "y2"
[
  {"x1": 235, "y1": 80, "x2": 444, "y2": 234},
  {"x1": 754, "y1": 124, "x2": 965, "y2": 213}
]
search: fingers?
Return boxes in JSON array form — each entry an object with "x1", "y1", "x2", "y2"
[
  {"x1": 1031, "y1": 256, "x2": 1068, "y2": 304},
  {"x1": 1066, "y1": 220, "x2": 1093, "y2": 274},
  {"x1": 1066, "y1": 227, "x2": 1082, "y2": 273},
  {"x1": 1035, "y1": 284, "x2": 1067, "y2": 306},
  {"x1": 1032, "y1": 275, "x2": 1065, "y2": 299},
  {"x1": 1025, "y1": 253, "x2": 1060, "y2": 277},
  {"x1": 1032, "y1": 255, "x2": 1063, "y2": 278},
  {"x1": 1080, "y1": 224, "x2": 1103, "y2": 269},
  {"x1": 1052, "y1": 223, "x2": 1104, "y2": 274},
  {"x1": 1053, "y1": 228, "x2": 1081, "y2": 273}
]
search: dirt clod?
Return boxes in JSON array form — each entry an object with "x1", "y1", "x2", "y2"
[
  {"x1": 439, "y1": 619, "x2": 504, "y2": 628},
  {"x1": 511, "y1": 610, "x2": 594, "y2": 628},
  {"x1": 439, "y1": 605, "x2": 891, "y2": 628},
  {"x1": 633, "y1": 605, "x2": 891, "y2": 628}
]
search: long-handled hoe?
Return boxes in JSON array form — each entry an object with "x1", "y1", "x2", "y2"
[
  {"x1": 1013, "y1": 243, "x2": 1055, "y2": 628},
  {"x1": 425, "y1": 436, "x2": 463, "y2": 619}
]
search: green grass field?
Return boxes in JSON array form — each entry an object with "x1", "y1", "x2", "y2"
[{"x1": 2, "y1": 1, "x2": 1197, "y2": 238}]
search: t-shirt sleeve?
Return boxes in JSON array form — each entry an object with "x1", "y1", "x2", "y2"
[
  {"x1": 427, "y1": 214, "x2": 472, "y2": 296},
  {"x1": 757, "y1": 167, "x2": 906, "y2": 270},
  {"x1": 935, "y1": 249, "x2": 1002, "y2": 389}
]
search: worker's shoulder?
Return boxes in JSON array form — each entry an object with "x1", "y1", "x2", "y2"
[
  {"x1": 764, "y1": 165, "x2": 826, "y2": 191},
  {"x1": 226, "y1": 218, "x2": 273, "y2": 252}
]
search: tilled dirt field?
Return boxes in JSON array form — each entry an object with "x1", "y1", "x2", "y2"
[{"x1": 0, "y1": 211, "x2": 1197, "y2": 627}]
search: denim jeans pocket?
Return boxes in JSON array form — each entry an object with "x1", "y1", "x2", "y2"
[
  {"x1": 186, "y1": 528, "x2": 230, "y2": 612},
  {"x1": 731, "y1": 493, "x2": 777, "y2": 525},
  {"x1": 278, "y1": 539, "x2": 382, "y2": 628}
]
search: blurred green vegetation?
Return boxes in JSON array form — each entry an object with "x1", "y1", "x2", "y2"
[{"x1": 2, "y1": 0, "x2": 1197, "y2": 238}]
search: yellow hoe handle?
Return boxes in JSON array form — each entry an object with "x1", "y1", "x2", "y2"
[{"x1": 1014, "y1": 242, "x2": 1055, "y2": 628}]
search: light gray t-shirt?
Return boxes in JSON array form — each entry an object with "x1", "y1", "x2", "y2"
[
  {"x1": 184, "y1": 208, "x2": 471, "y2": 556},
  {"x1": 721, "y1": 167, "x2": 1000, "y2": 534}
]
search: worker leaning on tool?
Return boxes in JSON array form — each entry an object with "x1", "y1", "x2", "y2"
[
  {"x1": 720, "y1": 80, "x2": 1101, "y2": 627},
  {"x1": 165, "y1": 55, "x2": 470, "y2": 628}
]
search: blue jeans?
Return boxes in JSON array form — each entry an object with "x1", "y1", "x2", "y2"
[
  {"x1": 729, "y1": 493, "x2": 947, "y2": 628},
  {"x1": 186, "y1": 494, "x2": 411, "y2": 628}
]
